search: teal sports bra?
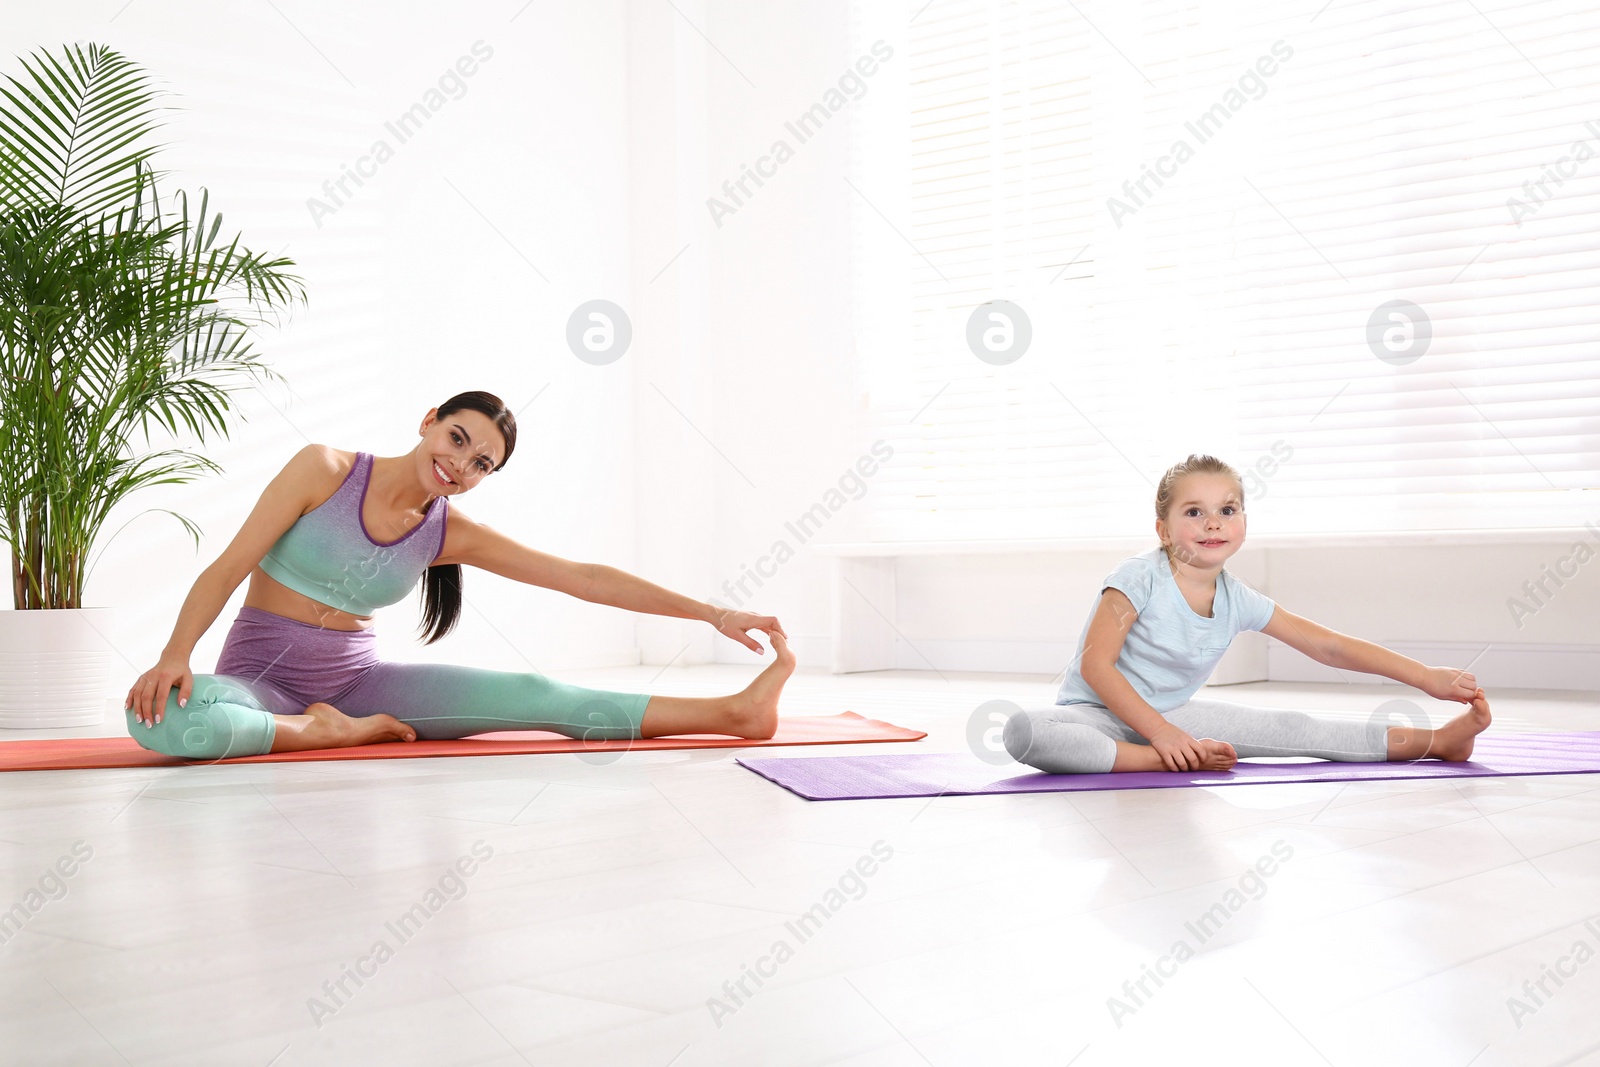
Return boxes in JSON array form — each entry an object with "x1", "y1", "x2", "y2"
[{"x1": 258, "y1": 451, "x2": 450, "y2": 616}]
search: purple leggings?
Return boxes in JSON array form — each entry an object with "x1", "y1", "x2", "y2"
[{"x1": 125, "y1": 606, "x2": 653, "y2": 759}]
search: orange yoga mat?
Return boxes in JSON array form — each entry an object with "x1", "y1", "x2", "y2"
[{"x1": 0, "y1": 712, "x2": 926, "y2": 771}]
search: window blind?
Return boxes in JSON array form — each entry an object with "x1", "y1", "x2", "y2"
[{"x1": 848, "y1": 0, "x2": 1600, "y2": 541}]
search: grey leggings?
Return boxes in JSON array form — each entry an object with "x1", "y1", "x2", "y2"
[{"x1": 1002, "y1": 696, "x2": 1391, "y2": 774}]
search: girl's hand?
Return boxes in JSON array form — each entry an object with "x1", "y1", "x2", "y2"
[
  {"x1": 125, "y1": 655, "x2": 193, "y2": 726},
  {"x1": 1418, "y1": 665, "x2": 1478, "y2": 703},
  {"x1": 711, "y1": 609, "x2": 788, "y2": 654},
  {"x1": 1148, "y1": 722, "x2": 1206, "y2": 772}
]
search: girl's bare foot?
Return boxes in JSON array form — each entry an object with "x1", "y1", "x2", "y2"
[
  {"x1": 1386, "y1": 688, "x2": 1491, "y2": 761},
  {"x1": 1112, "y1": 736, "x2": 1238, "y2": 772},
  {"x1": 1193, "y1": 737, "x2": 1239, "y2": 771},
  {"x1": 270, "y1": 702, "x2": 417, "y2": 753},
  {"x1": 1419, "y1": 688, "x2": 1491, "y2": 762}
]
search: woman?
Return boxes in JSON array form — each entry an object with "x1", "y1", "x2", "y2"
[{"x1": 125, "y1": 390, "x2": 794, "y2": 760}]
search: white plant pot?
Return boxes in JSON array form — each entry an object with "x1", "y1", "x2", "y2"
[{"x1": 0, "y1": 607, "x2": 115, "y2": 728}]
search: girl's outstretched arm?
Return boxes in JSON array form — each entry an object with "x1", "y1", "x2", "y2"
[{"x1": 1259, "y1": 607, "x2": 1479, "y2": 702}]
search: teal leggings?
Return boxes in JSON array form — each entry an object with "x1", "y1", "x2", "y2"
[{"x1": 126, "y1": 663, "x2": 654, "y2": 761}]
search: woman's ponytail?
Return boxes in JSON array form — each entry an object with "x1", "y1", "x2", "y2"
[{"x1": 419, "y1": 562, "x2": 463, "y2": 645}]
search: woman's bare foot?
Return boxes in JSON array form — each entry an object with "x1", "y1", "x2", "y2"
[
  {"x1": 639, "y1": 630, "x2": 796, "y2": 740},
  {"x1": 725, "y1": 631, "x2": 796, "y2": 739},
  {"x1": 269, "y1": 702, "x2": 417, "y2": 753}
]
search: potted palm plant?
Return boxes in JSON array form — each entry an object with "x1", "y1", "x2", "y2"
[{"x1": 0, "y1": 43, "x2": 305, "y2": 727}]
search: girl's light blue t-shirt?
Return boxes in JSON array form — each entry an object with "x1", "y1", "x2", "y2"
[{"x1": 1055, "y1": 547, "x2": 1278, "y2": 713}]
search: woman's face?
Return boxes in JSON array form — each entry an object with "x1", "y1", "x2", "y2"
[
  {"x1": 417, "y1": 408, "x2": 505, "y2": 496},
  {"x1": 1157, "y1": 472, "x2": 1246, "y2": 567}
]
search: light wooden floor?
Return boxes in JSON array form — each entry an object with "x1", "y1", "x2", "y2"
[{"x1": 2, "y1": 669, "x2": 1598, "y2": 1067}]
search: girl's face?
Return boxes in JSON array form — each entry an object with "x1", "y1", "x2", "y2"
[
  {"x1": 417, "y1": 408, "x2": 504, "y2": 496},
  {"x1": 1156, "y1": 472, "x2": 1245, "y2": 568}
]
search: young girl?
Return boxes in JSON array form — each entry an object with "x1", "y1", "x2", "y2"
[
  {"x1": 1003, "y1": 454, "x2": 1491, "y2": 774},
  {"x1": 124, "y1": 389, "x2": 794, "y2": 760}
]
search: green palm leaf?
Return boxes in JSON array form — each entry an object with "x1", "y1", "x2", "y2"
[
  {"x1": 0, "y1": 43, "x2": 306, "y2": 609},
  {"x1": 0, "y1": 42, "x2": 166, "y2": 219}
]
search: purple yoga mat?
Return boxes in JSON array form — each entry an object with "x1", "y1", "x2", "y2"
[{"x1": 736, "y1": 731, "x2": 1600, "y2": 801}]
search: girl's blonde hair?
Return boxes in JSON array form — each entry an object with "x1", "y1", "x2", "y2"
[{"x1": 1154, "y1": 453, "x2": 1243, "y2": 558}]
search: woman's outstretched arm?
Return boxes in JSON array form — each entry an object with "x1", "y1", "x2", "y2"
[
  {"x1": 1259, "y1": 606, "x2": 1479, "y2": 702},
  {"x1": 444, "y1": 510, "x2": 786, "y2": 653}
]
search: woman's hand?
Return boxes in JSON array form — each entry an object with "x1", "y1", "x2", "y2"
[
  {"x1": 1418, "y1": 665, "x2": 1479, "y2": 703},
  {"x1": 711, "y1": 608, "x2": 788, "y2": 654},
  {"x1": 125, "y1": 655, "x2": 193, "y2": 726},
  {"x1": 1147, "y1": 722, "x2": 1207, "y2": 771}
]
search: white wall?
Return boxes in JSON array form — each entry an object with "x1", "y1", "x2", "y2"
[
  {"x1": 9, "y1": 2, "x2": 643, "y2": 678},
  {"x1": 691, "y1": 0, "x2": 866, "y2": 668},
  {"x1": 6, "y1": 2, "x2": 1595, "y2": 693},
  {"x1": 681, "y1": 2, "x2": 1600, "y2": 689},
  {"x1": 625, "y1": 0, "x2": 721, "y2": 669}
]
